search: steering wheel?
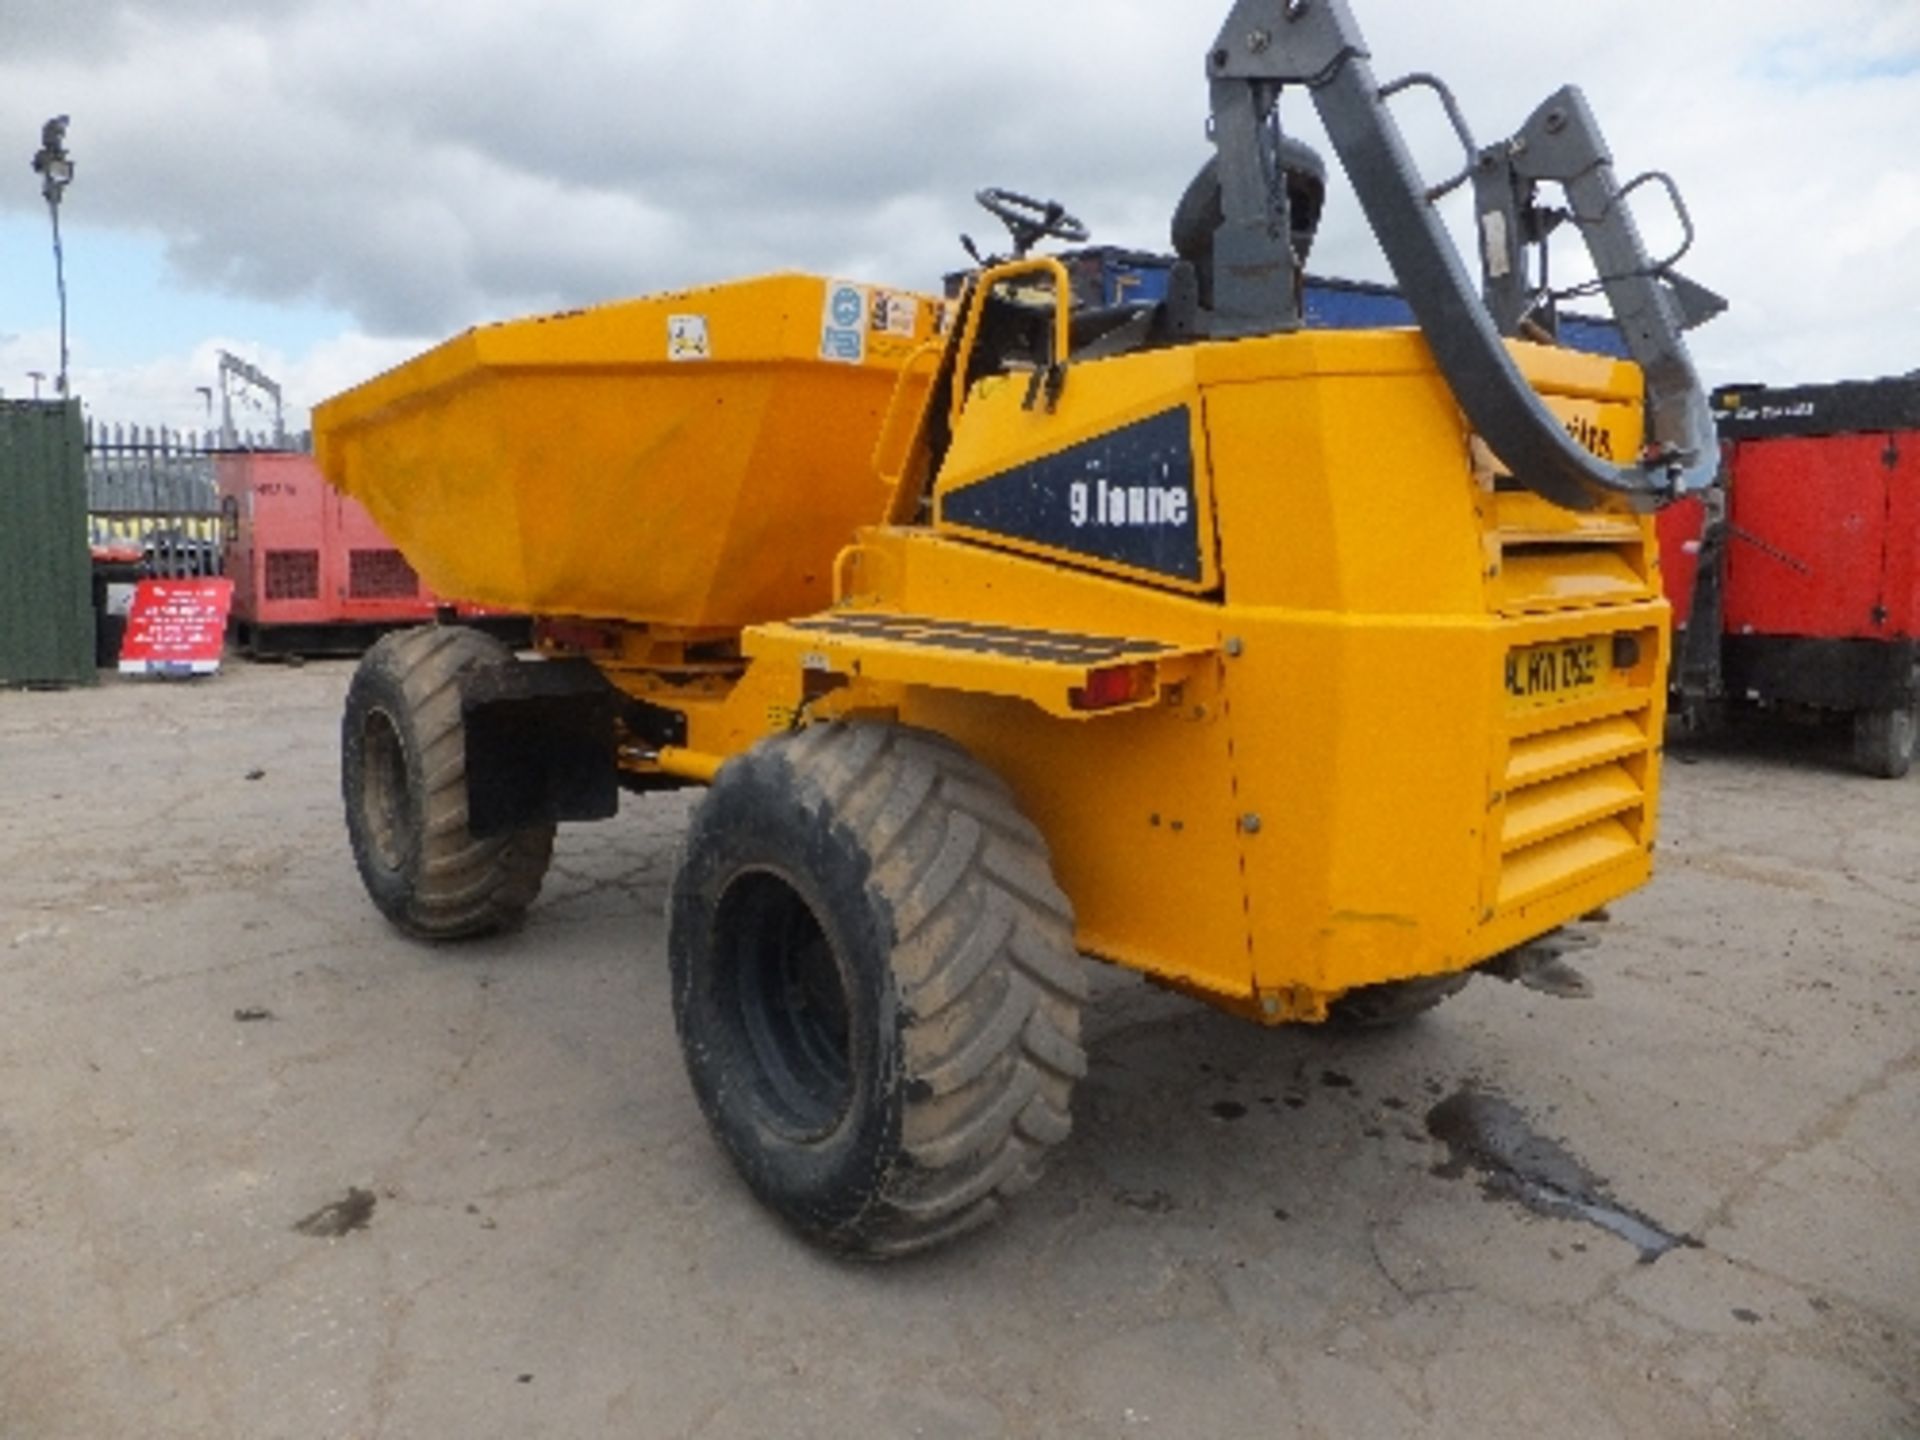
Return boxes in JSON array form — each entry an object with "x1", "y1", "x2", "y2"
[{"x1": 974, "y1": 187, "x2": 1090, "y2": 258}]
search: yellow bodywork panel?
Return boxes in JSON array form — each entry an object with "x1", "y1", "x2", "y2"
[
  {"x1": 1177, "y1": 330, "x2": 1665, "y2": 1006},
  {"x1": 313, "y1": 273, "x2": 938, "y2": 630},
  {"x1": 935, "y1": 327, "x2": 1223, "y2": 596}
]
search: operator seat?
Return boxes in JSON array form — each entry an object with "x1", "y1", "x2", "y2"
[
  {"x1": 1066, "y1": 136, "x2": 1329, "y2": 361},
  {"x1": 1170, "y1": 136, "x2": 1327, "y2": 313}
]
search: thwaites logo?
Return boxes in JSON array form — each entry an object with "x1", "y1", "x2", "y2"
[
  {"x1": 942, "y1": 407, "x2": 1203, "y2": 581},
  {"x1": 1564, "y1": 414, "x2": 1615, "y2": 460}
]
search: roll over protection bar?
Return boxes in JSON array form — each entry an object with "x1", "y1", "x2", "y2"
[{"x1": 1204, "y1": 0, "x2": 1721, "y2": 511}]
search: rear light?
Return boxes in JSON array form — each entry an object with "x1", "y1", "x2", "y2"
[{"x1": 1069, "y1": 661, "x2": 1157, "y2": 711}]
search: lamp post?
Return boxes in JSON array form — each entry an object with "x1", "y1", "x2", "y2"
[
  {"x1": 27, "y1": 370, "x2": 46, "y2": 399},
  {"x1": 29, "y1": 116, "x2": 74, "y2": 398}
]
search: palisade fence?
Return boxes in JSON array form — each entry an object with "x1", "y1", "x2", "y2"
[{"x1": 85, "y1": 419, "x2": 311, "y2": 577}]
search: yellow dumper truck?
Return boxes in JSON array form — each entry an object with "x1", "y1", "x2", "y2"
[{"x1": 315, "y1": 0, "x2": 1721, "y2": 1255}]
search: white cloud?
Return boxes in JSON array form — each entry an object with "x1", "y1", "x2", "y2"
[
  {"x1": 3, "y1": 0, "x2": 1917, "y2": 425},
  {"x1": 2, "y1": 325, "x2": 430, "y2": 434},
  {"x1": 0, "y1": 326, "x2": 64, "y2": 402}
]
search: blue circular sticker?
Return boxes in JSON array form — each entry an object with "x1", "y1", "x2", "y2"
[{"x1": 830, "y1": 286, "x2": 863, "y2": 327}]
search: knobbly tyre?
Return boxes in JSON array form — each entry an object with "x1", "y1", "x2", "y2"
[{"x1": 315, "y1": 0, "x2": 1723, "y2": 1256}]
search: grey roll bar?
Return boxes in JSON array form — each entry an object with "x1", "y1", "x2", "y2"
[{"x1": 1204, "y1": 0, "x2": 1721, "y2": 511}]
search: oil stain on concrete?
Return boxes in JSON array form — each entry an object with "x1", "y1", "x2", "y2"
[
  {"x1": 1426, "y1": 1088, "x2": 1696, "y2": 1262},
  {"x1": 293, "y1": 1187, "x2": 377, "y2": 1238}
]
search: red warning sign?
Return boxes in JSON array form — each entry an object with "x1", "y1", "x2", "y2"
[{"x1": 118, "y1": 578, "x2": 234, "y2": 676}]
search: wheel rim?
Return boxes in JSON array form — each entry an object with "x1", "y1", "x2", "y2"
[
  {"x1": 712, "y1": 869, "x2": 855, "y2": 1141},
  {"x1": 360, "y1": 707, "x2": 412, "y2": 874}
]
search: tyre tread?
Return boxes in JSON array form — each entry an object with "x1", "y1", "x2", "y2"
[
  {"x1": 787, "y1": 723, "x2": 1086, "y2": 1254},
  {"x1": 343, "y1": 625, "x2": 556, "y2": 940}
]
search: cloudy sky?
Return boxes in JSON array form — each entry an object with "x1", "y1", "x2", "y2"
[{"x1": 1, "y1": 0, "x2": 1916, "y2": 433}]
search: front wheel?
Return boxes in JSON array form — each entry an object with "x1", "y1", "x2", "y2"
[
  {"x1": 669, "y1": 723, "x2": 1087, "y2": 1257},
  {"x1": 1852, "y1": 705, "x2": 1916, "y2": 780},
  {"x1": 341, "y1": 625, "x2": 556, "y2": 939}
]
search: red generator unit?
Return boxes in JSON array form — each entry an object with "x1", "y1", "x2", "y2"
[
  {"x1": 1661, "y1": 376, "x2": 1920, "y2": 777},
  {"x1": 216, "y1": 451, "x2": 525, "y2": 656}
]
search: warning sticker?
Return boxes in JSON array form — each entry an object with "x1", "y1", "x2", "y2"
[
  {"x1": 668, "y1": 314, "x2": 710, "y2": 361},
  {"x1": 820, "y1": 281, "x2": 868, "y2": 364},
  {"x1": 870, "y1": 289, "x2": 919, "y2": 338}
]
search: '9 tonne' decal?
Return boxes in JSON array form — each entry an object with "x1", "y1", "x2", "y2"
[{"x1": 943, "y1": 407, "x2": 1203, "y2": 582}]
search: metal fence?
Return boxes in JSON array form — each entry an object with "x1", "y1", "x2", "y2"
[{"x1": 84, "y1": 420, "x2": 306, "y2": 577}]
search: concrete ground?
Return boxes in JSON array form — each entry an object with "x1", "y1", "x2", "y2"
[{"x1": 1, "y1": 660, "x2": 1915, "y2": 1440}]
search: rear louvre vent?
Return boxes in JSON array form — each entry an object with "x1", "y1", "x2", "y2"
[
  {"x1": 1495, "y1": 706, "x2": 1653, "y2": 912},
  {"x1": 349, "y1": 549, "x2": 420, "y2": 599},
  {"x1": 1489, "y1": 496, "x2": 1654, "y2": 616},
  {"x1": 1485, "y1": 494, "x2": 1661, "y2": 913},
  {"x1": 263, "y1": 549, "x2": 320, "y2": 600}
]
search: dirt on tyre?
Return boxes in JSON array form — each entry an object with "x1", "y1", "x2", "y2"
[
  {"x1": 1322, "y1": 972, "x2": 1470, "y2": 1029},
  {"x1": 669, "y1": 723, "x2": 1087, "y2": 1257},
  {"x1": 1852, "y1": 705, "x2": 1916, "y2": 780},
  {"x1": 341, "y1": 625, "x2": 556, "y2": 939}
]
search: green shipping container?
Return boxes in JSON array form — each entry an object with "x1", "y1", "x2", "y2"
[{"x1": 0, "y1": 398, "x2": 95, "y2": 687}]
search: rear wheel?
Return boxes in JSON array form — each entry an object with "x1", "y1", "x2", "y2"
[
  {"x1": 341, "y1": 625, "x2": 556, "y2": 938},
  {"x1": 1323, "y1": 973, "x2": 1470, "y2": 1030},
  {"x1": 669, "y1": 723, "x2": 1087, "y2": 1257},
  {"x1": 1852, "y1": 705, "x2": 1916, "y2": 780}
]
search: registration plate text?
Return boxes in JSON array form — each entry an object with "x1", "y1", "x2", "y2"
[{"x1": 1506, "y1": 639, "x2": 1602, "y2": 707}]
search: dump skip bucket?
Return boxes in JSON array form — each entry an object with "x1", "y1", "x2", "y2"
[{"x1": 315, "y1": 273, "x2": 939, "y2": 630}]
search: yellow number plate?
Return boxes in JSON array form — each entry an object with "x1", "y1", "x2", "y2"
[{"x1": 1505, "y1": 639, "x2": 1603, "y2": 708}]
